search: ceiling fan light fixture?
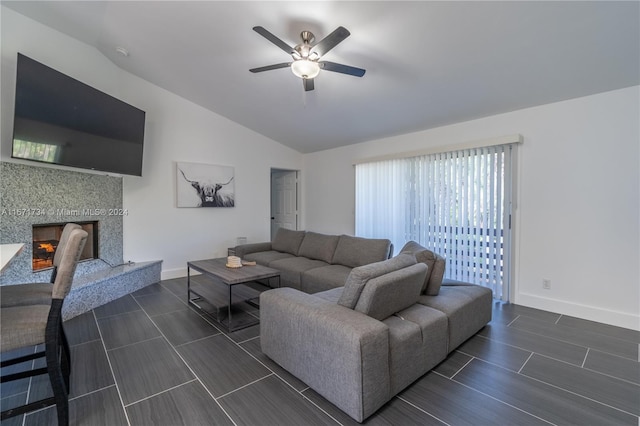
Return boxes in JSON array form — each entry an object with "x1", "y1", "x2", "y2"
[{"x1": 291, "y1": 59, "x2": 320, "y2": 79}]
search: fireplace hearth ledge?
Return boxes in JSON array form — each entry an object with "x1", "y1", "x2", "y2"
[{"x1": 62, "y1": 260, "x2": 162, "y2": 320}]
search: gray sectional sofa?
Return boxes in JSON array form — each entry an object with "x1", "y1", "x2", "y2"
[
  {"x1": 234, "y1": 228, "x2": 393, "y2": 293},
  {"x1": 258, "y1": 239, "x2": 493, "y2": 423}
]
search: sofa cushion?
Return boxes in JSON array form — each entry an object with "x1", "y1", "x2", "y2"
[
  {"x1": 234, "y1": 242, "x2": 273, "y2": 259},
  {"x1": 271, "y1": 228, "x2": 306, "y2": 255},
  {"x1": 338, "y1": 254, "x2": 417, "y2": 309},
  {"x1": 381, "y1": 313, "x2": 424, "y2": 395},
  {"x1": 428, "y1": 254, "x2": 446, "y2": 295},
  {"x1": 395, "y1": 304, "x2": 449, "y2": 371},
  {"x1": 382, "y1": 303, "x2": 448, "y2": 394},
  {"x1": 400, "y1": 241, "x2": 434, "y2": 291},
  {"x1": 301, "y1": 264, "x2": 351, "y2": 294},
  {"x1": 298, "y1": 232, "x2": 340, "y2": 263},
  {"x1": 243, "y1": 250, "x2": 294, "y2": 267},
  {"x1": 418, "y1": 283, "x2": 492, "y2": 352},
  {"x1": 331, "y1": 235, "x2": 392, "y2": 268},
  {"x1": 314, "y1": 287, "x2": 344, "y2": 304},
  {"x1": 400, "y1": 241, "x2": 445, "y2": 295},
  {"x1": 269, "y1": 257, "x2": 328, "y2": 290},
  {"x1": 354, "y1": 262, "x2": 427, "y2": 320}
]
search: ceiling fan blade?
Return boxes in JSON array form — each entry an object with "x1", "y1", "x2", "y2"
[
  {"x1": 311, "y1": 26, "x2": 350, "y2": 57},
  {"x1": 249, "y1": 63, "x2": 291, "y2": 73},
  {"x1": 253, "y1": 26, "x2": 296, "y2": 55},
  {"x1": 320, "y1": 61, "x2": 366, "y2": 77},
  {"x1": 303, "y1": 78, "x2": 315, "y2": 91}
]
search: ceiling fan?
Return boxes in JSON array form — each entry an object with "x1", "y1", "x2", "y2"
[{"x1": 249, "y1": 26, "x2": 366, "y2": 91}]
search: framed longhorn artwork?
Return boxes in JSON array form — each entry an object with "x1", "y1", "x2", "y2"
[{"x1": 176, "y1": 162, "x2": 235, "y2": 208}]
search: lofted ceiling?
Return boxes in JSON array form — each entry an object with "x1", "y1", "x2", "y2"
[{"x1": 2, "y1": 1, "x2": 639, "y2": 153}]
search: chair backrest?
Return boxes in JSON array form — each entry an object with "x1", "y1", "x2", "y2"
[
  {"x1": 52, "y1": 228, "x2": 88, "y2": 300},
  {"x1": 50, "y1": 223, "x2": 82, "y2": 283},
  {"x1": 52, "y1": 223, "x2": 83, "y2": 268}
]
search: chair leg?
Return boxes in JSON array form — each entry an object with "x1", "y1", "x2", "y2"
[
  {"x1": 45, "y1": 336, "x2": 69, "y2": 426},
  {"x1": 45, "y1": 301, "x2": 69, "y2": 426},
  {"x1": 59, "y1": 325, "x2": 71, "y2": 391}
]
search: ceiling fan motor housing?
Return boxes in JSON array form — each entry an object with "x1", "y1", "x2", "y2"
[
  {"x1": 294, "y1": 31, "x2": 317, "y2": 60},
  {"x1": 300, "y1": 31, "x2": 315, "y2": 45}
]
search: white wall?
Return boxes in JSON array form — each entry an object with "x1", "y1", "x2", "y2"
[
  {"x1": 304, "y1": 87, "x2": 640, "y2": 331},
  {"x1": 119, "y1": 83, "x2": 302, "y2": 278},
  {"x1": 0, "y1": 7, "x2": 303, "y2": 279}
]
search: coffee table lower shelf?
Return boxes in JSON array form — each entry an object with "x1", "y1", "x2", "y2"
[
  {"x1": 188, "y1": 285, "x2": 262, "y2": 332},
  {"x1": 186, "y1": 259, "x2": 280, "y2": 332}
]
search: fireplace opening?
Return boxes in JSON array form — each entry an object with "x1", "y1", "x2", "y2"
[{"x1": 32, "y1": 221, "x2": 98, "y2": 271}]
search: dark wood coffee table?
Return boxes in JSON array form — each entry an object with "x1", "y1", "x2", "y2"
[{"x1": 187, "y1": 258, "x2": 280, "y2": 332}]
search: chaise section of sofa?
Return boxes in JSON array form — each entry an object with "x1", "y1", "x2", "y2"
[
  {"x1": 234, "y1": 228, "x2": 393, "y2": 292},
  {"x1": 260, "y1": 242, "x2": 493, "y2": 423}
]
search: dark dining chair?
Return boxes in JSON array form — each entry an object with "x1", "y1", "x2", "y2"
[{"x1": 1, "y1": 228, "x2": 88, "y2": 425}]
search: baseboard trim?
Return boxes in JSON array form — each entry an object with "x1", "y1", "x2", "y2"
[
  {"x1": 515, "y1": 292, "x2": 639, "y2": 331},
  {"x1": 161, "y1": 267, "x2": 201, "y2": 281}
]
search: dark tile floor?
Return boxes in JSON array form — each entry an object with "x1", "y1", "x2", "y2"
[{"x1": 2, "y1": 277, "x2": 638, "y2": 425}]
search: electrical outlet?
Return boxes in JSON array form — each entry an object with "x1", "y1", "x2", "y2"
[{"x1": 542, "y1": 279, "x2": 551, "y2": 290}]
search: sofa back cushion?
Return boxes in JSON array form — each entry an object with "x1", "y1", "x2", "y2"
[
  {"x1": 331, "y1": 235, "x2": 392, "y2": 268},
  {"x1": 354, "y1": 262, "x2": 427, "y2": 321},
  {"x1": 298, "y1": 232, "x2": 340, "y2": 263},
  {"x1": 427, "y1": 253, "x2": 446, "y2": 295},
  {"x1": 272, "y1": 228, "x2": 306, "y2": 255},
  {"x1": 338, "y1": 254, "x2": 417, "y2": 310},
  {"x1": 399, "y1": 241, "x2": 445, "y2": 295}
]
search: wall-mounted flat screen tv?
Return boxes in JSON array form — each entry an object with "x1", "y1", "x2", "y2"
[{"x1": 11, "y1": 53, "x2": 146, "y2": 176}]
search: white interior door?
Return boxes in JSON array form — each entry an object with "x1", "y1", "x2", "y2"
[{"x1": 271, "y1": 170, "x2": 298, "y2": 239}]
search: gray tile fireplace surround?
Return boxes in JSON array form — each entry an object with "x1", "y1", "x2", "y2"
[{"x1": 0, "y1": 162, "x2": 161, "y2": 319}]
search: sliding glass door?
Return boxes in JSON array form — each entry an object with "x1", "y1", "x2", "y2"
[{"x1": 356, "y1": 143, "x2": 514, "y2": 301}]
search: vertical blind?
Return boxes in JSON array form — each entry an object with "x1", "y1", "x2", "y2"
[{"x1": 355, "y1": 144, "x2": 513, "y2": 300}]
